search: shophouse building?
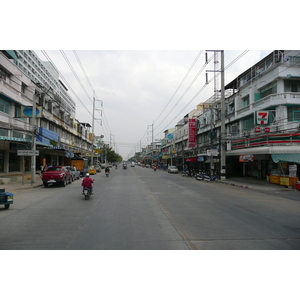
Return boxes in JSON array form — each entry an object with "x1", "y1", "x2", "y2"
[
  {"x1": 0, "y1": 50, "x2": 93, "y2": 174},
  {"x1": 147, "y1": 50, "x2": 300, "y2": 186}
]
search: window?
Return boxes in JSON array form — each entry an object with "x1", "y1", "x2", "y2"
[
  {"x1": 21, "y1": 83, "x2": 26, "y2": 94},
  {"x1": 284, "y1": 80, "x2": 300, "y2": 93},
  {"x1": 0, "y1": 68, "x2": 8, "y2": 81},
  {"x1": 259, "y1": 82, "x2": 277, "y2": 99},
  {"x1": 243, "y1": 95, "x2": 249, "y2": 107},
  {"x1": 14, "y1": 104, "x2": 21, "y2": 118},
  {"x1": 0, "y1": 128, "x2": 8, "y2": 136},
  {"x1": 243, "y1": 118, "x2": 254, "y2": 130},
  {"x1": 288, "y1": 107, "x2": 300, "y2": 121},
  {"x1": 13, "y1": 131, "x2": 23, "y2": 139},
  {"x1": 0, "y1": 99, "x2": 10, "y2": 114}
]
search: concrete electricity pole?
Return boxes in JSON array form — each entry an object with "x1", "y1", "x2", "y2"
[
  {"x1": 220, "y1": 50, "x2": 226, "y2": 180},
  {"x1": 31, "y1": 93, "x2": 38, "y2": 184}
]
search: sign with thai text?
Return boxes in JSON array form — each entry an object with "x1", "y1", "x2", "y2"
[{"x1": 188, "y1": 118, "x2": 196, "y2": 148}]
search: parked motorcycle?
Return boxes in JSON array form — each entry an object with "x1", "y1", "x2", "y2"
[
  {"x1": 181, "y1": 170, "x2": 189, "y2": 177},
  {"x1": 195, "y1": 171, "x2": 205, "y2": 181}
]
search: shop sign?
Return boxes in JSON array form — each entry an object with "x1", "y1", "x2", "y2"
[
  {"x1": 207, "y1": 149, "x2": 218, "y2": 156},
  {"x1": 162, "y1": 155, "x2": 170, "y2": 159},
  {"x1": 257, "y1": 111, "x2": 269, "y2": 125},
  {"x1": 186, "y1": 157, "x2": 198, "y2": 162},
  {"x1": 188, "y1": 118, "x2": 197, "y2": 148},
  {"x1": 20, "y1": 105, "x2": 42, "y2": 118},
  {"x1": 239, "y1": 155, "x2": 254, "y2": 162},
  {"x1": 289, "y1": 164, "x2": 297, "y2": 178},
  {"x1": 254, "y1": 127, "x2": 261, "y2": 133}
]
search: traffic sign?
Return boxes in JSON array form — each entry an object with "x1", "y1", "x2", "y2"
[{"x1": 17, "y1": 150, "x2": 39, "y2": 156}]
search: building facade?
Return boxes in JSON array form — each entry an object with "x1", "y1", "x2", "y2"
[
  {"x1": 139, "y1": 50, "x2": 300, "y2": 185},
  {"x1": 0, "y1": 50, "x2": 93, "y2": 174}
]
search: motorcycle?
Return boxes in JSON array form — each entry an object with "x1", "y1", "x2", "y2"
[
  {"x1": 195, "y1": 171, "x2": 205, "y2": 181},
  {"x1": 105, "y1": 171, "x2": 110, "y2": 177},
  {"x1": 83, "y1": 187, "x2": 92, "y2": 200},
  {"x1": 153, "y1": 166, "x2": 157, "y2": 172},
  {"x1": 181, "y1": 170, "x2": 189, "y2": 177}
]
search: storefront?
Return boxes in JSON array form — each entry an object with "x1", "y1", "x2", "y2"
[{"x1": 227, "y1": 146, "x2": 300, "y2": 186}]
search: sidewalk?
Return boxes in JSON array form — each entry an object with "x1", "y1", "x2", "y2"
[
  {"x1": 0, "y1": 172, "x2": 42, "y2": 194},
  {"x1": 217, "y1": 177, "x2": 299, "y2": 192}
]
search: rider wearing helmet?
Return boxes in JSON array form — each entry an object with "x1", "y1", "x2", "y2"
[{"x1": 82, "y1": 173, "x2": 94, "y2": 194}]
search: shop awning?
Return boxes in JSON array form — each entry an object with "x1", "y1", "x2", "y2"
[
  {"x1": 272, "y1": 153, "x2": 300, "y2": 164},
  {"x1": 227, "y1": 146, "x2": 300, "y2": 156}
]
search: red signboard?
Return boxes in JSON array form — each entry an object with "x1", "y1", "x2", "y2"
[
  {"x1": 188, "y1": 118, "x2": 197, "y2": 148},
  {"x1": 186, "y1": 158, "x2": 198, "y2": 162},
  {"x1": 254, "y1": 127, "x2": 261, "y2": 133}
]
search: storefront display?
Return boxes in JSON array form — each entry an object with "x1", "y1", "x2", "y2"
[{"x1": 269, "y1": 163, "x2": 298, "y2": 186}]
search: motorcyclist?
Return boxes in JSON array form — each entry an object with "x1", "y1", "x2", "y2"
[
  {"x1": 82, "y1": 173, "x2": 94, "y2": 195},
  {"x1": 105, "y1": 166, "x2": 110, "y2": 175}
]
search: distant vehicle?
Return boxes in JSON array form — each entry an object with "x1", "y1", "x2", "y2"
[
  {"x1": 88, "y1": 166, "x2": 96, "y2": 175},
  {"x1": 41, "y1": 166, "x2": 72, "y2": 187},
  {"x1": 146, "y1": 164, "x2": 150, "y2": 168},
  {"x1": 168, "y1": 166, "x2": 179, "y2": 174},
  {"x1": 95, "y1": 165, "x2": 101, "y2": 173},
  {"x1": 131, "y1": 162, "x2": 135, "y2": 167},
  {"x1": 101, "y1": 164, "x2": 106, "y2": 169},
  {"x1": 71, "y1": 159, "x2": 88, "y2": 177},
  {"x1": 66, "y1": 166, "x2": 80, "y2": 181}
]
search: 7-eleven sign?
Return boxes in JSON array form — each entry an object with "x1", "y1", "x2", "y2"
[{"x1": 257, "y1": 111, "x2": 269, "y2": 125}]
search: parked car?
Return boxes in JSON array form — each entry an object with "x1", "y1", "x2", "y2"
[
  {"x1": 168, "y1": 166, "x2": 179, "y2": 174},
  {"x1": 66, "y1": 166, "x2": 80, "y2": 181},
  {"x1": 41, "y1": 166, "x2": 72, "y2": 187}
]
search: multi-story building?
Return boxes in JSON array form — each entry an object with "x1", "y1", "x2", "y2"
[
  {"x1": 0, "y1": 50, "x2": 93, "y2": 174},
  {"x1": 224, "y1": 50, "x2": 300, "y2": 184},
  {"x1": 0, "y1": 51, "x2": 36, "y2": 172},
  {"x1": 156, "y1": 50, "x2": 300, "y2": 185}
]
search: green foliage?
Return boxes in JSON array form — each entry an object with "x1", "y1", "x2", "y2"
[{"x1": 106, "y1": 147, "x2": 122, "y2": 162}]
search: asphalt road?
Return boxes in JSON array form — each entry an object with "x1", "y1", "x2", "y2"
[{"x1": 1, "y1": 166, "x2": 300, "y2": 250}]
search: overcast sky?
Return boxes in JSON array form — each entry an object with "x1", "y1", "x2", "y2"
[
  {"x1": 35, "y1": 50, "x2": 271, "y2": 159},
  {"x1": 5, "y1": 0, "x2": 290, "y2": 159}
]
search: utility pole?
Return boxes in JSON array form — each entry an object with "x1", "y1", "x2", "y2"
[
  {"x1": 206, "y1": 50, "x2": 226, "y2": 180},
  {"x1": 220, "y1": 50, "x2": 226, "y2": 180},
  {"x1": 91, "y1": 91, "x2": 95, "y2": 165},
  {"x1": 91, "y1": 91, "x2": 103, "y2": 166},
  {"x1": 152, "y1": 123, "x2": 154, "y2": 166},
  {"x1": 31, "y1": 92, "x2": 37, "y2": 184}
]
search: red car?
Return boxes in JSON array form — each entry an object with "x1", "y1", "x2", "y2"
[{"x1": 41, "y1": 166, "x2": 72, "y2": 187}]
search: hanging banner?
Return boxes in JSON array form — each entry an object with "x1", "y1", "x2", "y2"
[
  {"x1": 257, "y1": 111, "x2": 269, "y2": 125},
  {"x1": 188, "y1": 118, "x2": 197, "y2": 148}
]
